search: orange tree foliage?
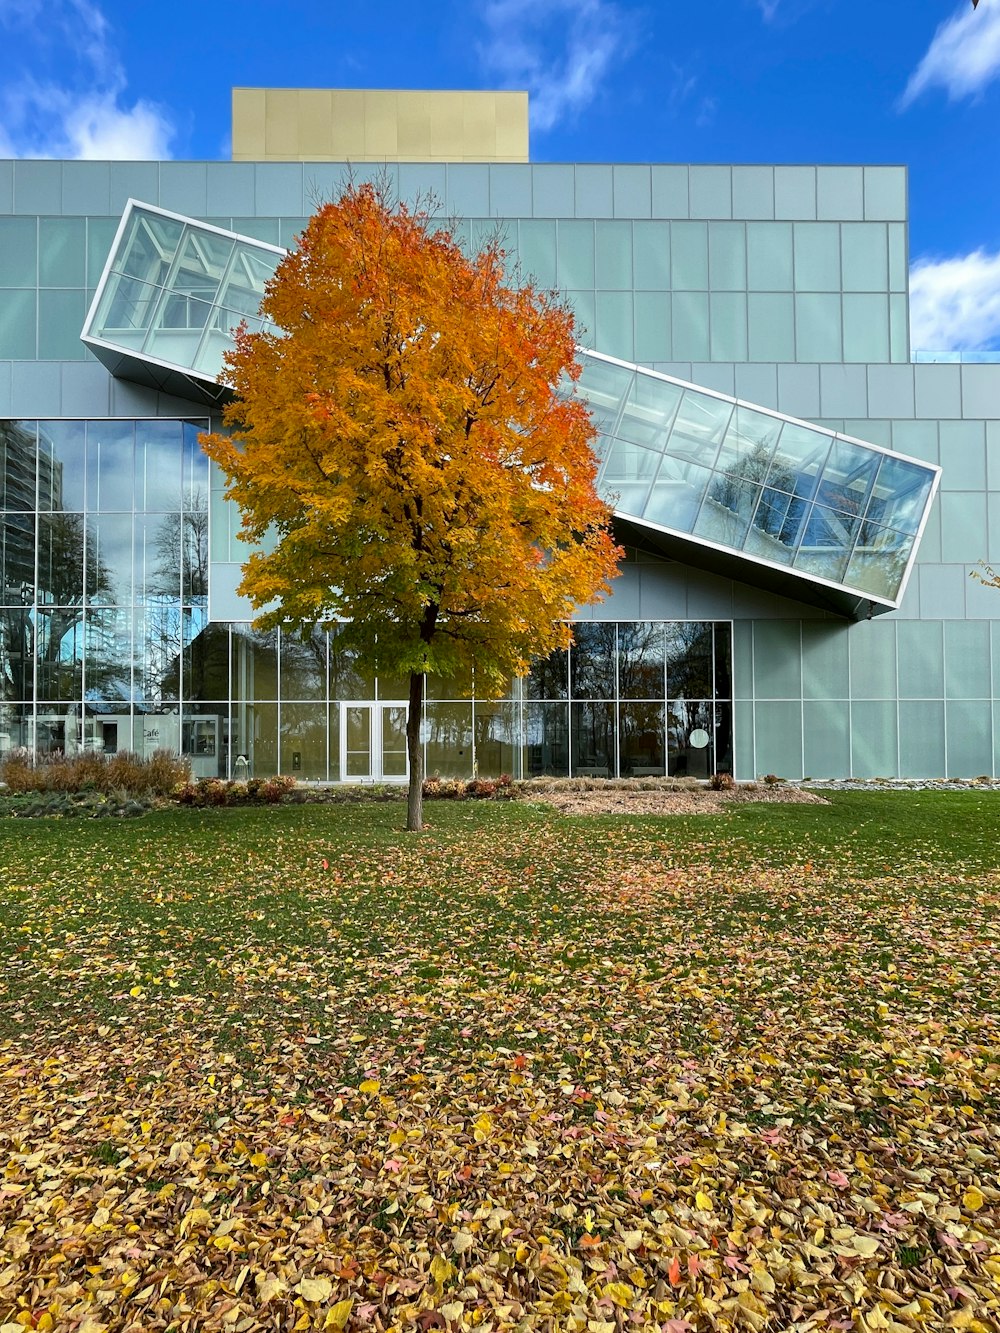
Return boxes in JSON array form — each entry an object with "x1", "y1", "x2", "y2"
[{"x1": 202, "y1": 183, "x2": 620, "y2": 829}]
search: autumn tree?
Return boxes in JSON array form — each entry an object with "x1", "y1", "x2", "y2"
[{"x1": 202, "y1": 183, "x2": 620, "y2": 830}]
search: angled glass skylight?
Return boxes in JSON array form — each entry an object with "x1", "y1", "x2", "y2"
[
  {"x1": 81, "y1": 201, "x2": 284, "y2": 405},
  {"x1": 574, "y1": 350, "x2": 940, "y2": 617}
]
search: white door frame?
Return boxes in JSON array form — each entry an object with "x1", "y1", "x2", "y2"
[{"x1": 339, "y1": 700, "x2": 409, "y2": 782}]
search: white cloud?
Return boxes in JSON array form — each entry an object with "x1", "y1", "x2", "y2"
[
  {"x1": 900, "y1": 0, "x2": 1000, "y2": 108},
  {"x1": 909, "y1": 248, "x2": 1000, "y2": 354},
  {"x1": 0, "y1": 0, "x2": 174, "y2": 158},
  {"x1": 479, "y1": 0, "x2": 630, "y2": 133}
]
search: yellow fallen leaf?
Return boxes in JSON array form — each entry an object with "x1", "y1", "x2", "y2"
[
  {"x1": 182, "y1": 1207, "x2": 212, "y2": 1231},
  {"x1": 603, "y1": 1282, "x2": 633, "y2": 1308},
  {"x1": 695, "y1": 1190, "x2": 713, "y2": 1211},
  {"x1": 430, "y1": 1254, "x2": 454, "y2": 1284},
  {"x1": 297, "y1": 1276, "x2": 332, "y2": 1302},
  {"x1": 257, "y1": 1276, "x2": 285, "y2": 1303},
  {"x1": 440, "y1": 1302, "x2": 464, "y2": 1322},
  {"x1": 963, "y1": 1186, "x2": 985, "y2": 1212},
  {"x1": 250, "y1": 1152, "x2": 268, "y2": 1168},
  {"x1": 452, "y1": 1230, "x2": 475, "y2": 1254},
  {"x1": 359, "y1": 1079, "x2": 380, "y2": 1094},
  {"x1": 323, "y1": 1299, "x2": 354, "y2": 1330},
  {"x1": 851, "y1": 1235, "x2": 880, "y2": 1257}
]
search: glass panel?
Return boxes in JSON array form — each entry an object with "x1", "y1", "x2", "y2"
[
  {"x1": 846, "y1": 526, "x2": 913, "y2": 599},
  {"x1": 38, "y1": 291, "x2": 88, "y2": 360},
  {"x1": 184, "y1": 708, "x2": 225, "y2": 779},
  {"x1": 37, "y1": 513, "x2": 85, "y2": 606},
  {"x1": 182, "y1": 421, "x2": 211, "y2": 503},
  {"x1": 36, "y1": 614, "x2": 84, "y2": 701},
  {"x1": 345, "y1": 704, "x2": 372, "y2": 778},
  {"x1": 136, "y1": 421, "x2": 183, "y2": 511},
  {"x1": 570, "y1": 622, "x2": 616, "y2": 699},
  {"x1": 571, "y1": 701, "x2": 615, "y2": 777},
  {"x1": 238, "y1": 701, "x2": 278, "y2": 777},
  {"x1": 748, "y1": 293, "x2": 794, "y2": 361},
  {"x1": 595, "y1": 292, "x2": 633, "y2": 359},
  {"x1": 595, "y1": 221, "x2": 632, "y2": 289},
  {"x1": 618, "y1": 621, "x2": 665, "y2": 699},
  {"x1": 599, "y1": 439, "x2": 661, "y2": 517},
  {"x1": 329, "y1": 627, "x2": 374, "y2": 701},
  {"x1": 671, "y1": 291, "x2": 709, "y2": 361},
  {"x1": 709, "y1": 291, "x2": 747, "y2": 362},
  {"x1": 850, "y1": 701, "x2": 897, "y2": 778},
  {"x1": 183, "y1": 620, "x2": 228, "y2": 703},
  {"x1": 634, "y1": 292, "x2": 671, "y2": 361},
  {"x1": 619, "y1": 701, "x2": 665, "y2": 775},
  {"x1": 794, "y1": 222, "x2": 840, "y2": 290},
  {"x1": 668, "y1": 701, "x2": 715, "y2": 778},
  {"x1": 899, "y1": 700, "x2": 944, "y2": 779},
  {"x1": 0, "y1": 218, "x2": 37, "y2": 287},
  {"x1": 897, "y1": 621, "x2": 943, "y2": 698},
  {"x1": 556, "y1": 220, "x2": 595, "y2": 288},
  {"x1": 841, "y1": 224, "x2": 888, "y2": 292},
  {"x1": 573, "y1": 356, "x2": 634, "y2": 437},
  {"x1": 792, "y1": 505, "x2": 858, "y2": 583},
  {"x1": 666, "y1": 390, "x2": 733, "y2": 468},
  {"x1": 280, "y1": 626, "x2": 327, "y2": 700},
  {"x1": 232, "y1": 627, "x2": 278, "y2": 700},
  {"x1": 517, "y1": 221, "x2": 557, "y2": 288},
  {"x1": 1, "y1": 422, "x2": 37, "y2": 513},
  {"x1": 0, "y1": 290, "x2": 36, "y2": 358},
  {"x1": 643, "y1": 459, "x2": 713, "y2": 532},
  {"x1": 616, "y1": 374, "x2": 682, "y2": 449},
  {"x1": 39, "y1": 218, "x2": 86, "y2": 287},
  {"x1": 525, "y1": 647, "x2": 568, "y2": 699},
  {"x1": 87, "y1": 513, "x2": 132, "y2": 605},
  {"x1": 473, "y1": 701, "x2": 519, "y2": 778},
  {"x1": 280, "y1": 702, "x2": 327, "y2": 780},
  {"x1": 795, "y1": 293, "x2": 842, "y2": 361},
  {"x1": 708, "y1": 223, "x2": 746, "y2": 290},
  {"x1": 946, "y1": 702, "x2": 993, "y2": 778},
  {"x1": 0, "y1": 514, "x2": 35, "y2": 611},
  {"x1": 93, "y1": 274, "x2": 163, "y2": 346},
  {"x1": 424, "y1": 703, "x2": 472, "y2": 778},
  {"x1": 843, "y1": 294, "x2": 889, "y2": 363},
  {"x1": 666, "y1": 622, "x2": 715, "y2": 700},
  {"x1": 747, "y1": 222, "x2": 792, "y2": 290},
  {"x1": 85, "y1": 607, "x2": 132, "y2": 701},
  {"x1": 38, "y1": 421, "x2": 86, "y2": 512},
  {"x1": 753, "y1": 701, "x2": 802, "y2": 779},
  {"x1": 815, "y1": 439, "x2": 880, "y2": 516},
  {"x1": 803, "y1": 699, "x2": 850, "y2": 779},
  {"x1": 523, "y1": 702, "x2": 569, "y2": 777},
  {"x1": 633, "y1": 222, "x2": 670, "y2": 289},
  {"x1": 87, "y1": 421, "x2": 133, "y2": 511},
  {"x1": 671, "y1": 223, "x2": 708, "y2": 289}
]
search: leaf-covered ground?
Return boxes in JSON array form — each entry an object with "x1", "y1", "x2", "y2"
[{"x1": 1, "y1": 794, "x2": 998, "y2": 1333}]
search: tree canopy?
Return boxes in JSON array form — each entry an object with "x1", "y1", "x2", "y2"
[{"x1": 202, "y1": 182, "x2": 620, "y2": 828}]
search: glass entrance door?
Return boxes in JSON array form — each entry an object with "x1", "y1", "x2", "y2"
[{"x1": 340, "y1": 702, "x2": 409, "y2": 782}]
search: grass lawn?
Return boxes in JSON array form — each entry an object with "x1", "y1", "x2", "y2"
[{"x1": 0, "y1": 792, "x2": 998, "y2": 1332}]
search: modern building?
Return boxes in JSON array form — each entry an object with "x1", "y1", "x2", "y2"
[{"x1": 0, "y1": 89, "x2": 995, "y2": 781}]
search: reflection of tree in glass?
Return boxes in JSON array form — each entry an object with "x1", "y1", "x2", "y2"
[
  {"x1": 36, "y1": 512, "x2": 116, "y2": 699},
  {"x1": 570, "y1": 622, "x2": 616, "y2": 698},
  {"x1": 711, "y1": 439, "x2": 795, "y2": 536},
  {"x1": 618, "y1": 621, "x2": 665, "y2": 699},
  {"x1": 666, "y1": 621, "x2": 714, "y2": 700},
  {"x1": 152, "y1": 490, "x2": 208, "y2": 600}
]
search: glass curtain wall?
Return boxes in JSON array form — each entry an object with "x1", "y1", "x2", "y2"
[
  {"x1": 0, "y1": 418, "x2": 214, "y2": 767},
  {"x1": 0, "y1": 420, "x2": 732, "y2": 776}
]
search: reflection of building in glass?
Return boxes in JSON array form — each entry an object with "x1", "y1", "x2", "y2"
[{"x1": 3, "y1": 87, "x2": 1000, "y2": 777}]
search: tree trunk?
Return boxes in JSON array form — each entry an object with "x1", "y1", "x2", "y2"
[{"x1": 405, "y1": 670, "x2": 425, "y2": 832}]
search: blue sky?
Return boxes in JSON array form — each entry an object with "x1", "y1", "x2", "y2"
[{"x1": 0, "y1": 0, "x2": 998, "y2": 353}]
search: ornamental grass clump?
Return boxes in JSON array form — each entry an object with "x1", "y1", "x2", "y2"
[{"x1": 0, "y1": 748, "x2": 189, "y2": 798}]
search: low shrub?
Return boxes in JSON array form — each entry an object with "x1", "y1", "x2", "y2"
[
  {"x1": 0, "y1": 747, "x2": 189, "y2": 798},
  {"x1": 423, "y1": 774, "x2": 515, "y2": 801},
  {"x1": 173, "y1": 774, "x2": 297, "y2": 808},
  {"x1": 708, "y1": 770, "x2": 735, "y2": 791}
]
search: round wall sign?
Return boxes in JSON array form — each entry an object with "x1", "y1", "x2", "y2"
[{"x1": 688, "y1": 728, "x2": 710, "y2": 749}]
